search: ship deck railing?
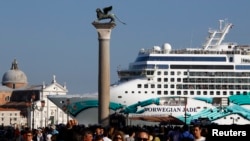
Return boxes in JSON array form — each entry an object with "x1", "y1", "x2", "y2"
[{"x1": 139, "y1": 46, "x2": 250, "y2": 55}]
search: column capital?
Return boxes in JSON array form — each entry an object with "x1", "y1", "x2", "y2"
[
  {"x1": 92, "y1": 22, "x2": 116, "y2": 39},
  {"x1": 92, "y1": 21, "x2": 116, "y2": 29}
]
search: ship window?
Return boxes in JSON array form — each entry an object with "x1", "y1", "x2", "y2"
[
  {"x1": 171, "y1": 85, "x2": 175, "y2": 88},
  {"x1": 190, "y1": 91, "x2": 194, "y2": 95},
  {"x1": 151, "y1": 91, "x2": 154, "y2": 94},
  {"x1": 230, "y1": 91, "x2": 234, "y2": 95},
  {"x1": 157, "y1": 84, "x2": 161, "y2": 88},
  {"x1": 177, "y1": 78, "x2": 181, "y2": 82},
  {"x1": 164, "y1": 91, "x2": 168, "y2": 95},
  {"x1": 177, "y1": 71, "x2": 181, "y2": 75},
  {"x1": 210, "y1": 91, "x2": 214, "y2": 95},
  {"x1": 203, "y1": 91, "x2": 207, "y2": 95},
  {"x1": 144, "y1": 84, "x2": 148, "y2": 88},
  {"x1": 164, "y1": 78, "x2": 168, "y2": 82},
  {"x1": 209, "y1": 85, "x2": 215, "y2": 89},
  {"x1": 183, "y1": 78, "x2": 187, "y2": 83},
  {"x1": 216, "y1": 85, "x2": 221, "y2": 89},
  {"x1": 138, "y1": 91, "x2": 141, "y2": 94},
  {"x1": 177, "y1": 85, "x2": 182, "y2": 89},
  {"x1": 184, "y1": 72, "x2": 188, "y2": 75},
  {"x1": 184, "y1": 91, "x2": 188, "y2": 95},
  {"x1": 137, "y1": 84, "x2": 142, "y2": 88},
  {"x1": 197, "y1": 91, "x2": 201, "y2": 95},
  {"x1": 212, "y1": 98, "x2": 221, "y2": 106},
  {"x1": 189, "y1": 85, "x2": 194, "y2": 89},
  {"x1": 157, "y1": 91, "x2": 161, "y2": 95},
  {"x1": 171, "y1": 78, "x2": 175, "y2": 82},
  {"x1": 243, "y1": 91, "x2": 247, "y2": 95},
  {"x1": 164, "y1": 71, "x2": 168, "y2": 75},
  {"x1": 229, "y1": 57, "x2": 233, "y2": 62},
  {"x1": 145, "y1": 91, "x2": 147, "y2": 94},
  {"x1": 151, "y1": 84, "x2": 155, "y2": 88},
  {"x1": 132, "y1": 91, "x2": 134, "y2": 94},
  {"x1": 171, "y1": 91, "x2": 174, "y2": 95},
  {"x1": 157, "y1": 71, "x2": 161, "y2": 75},
  {"x1": 118, "y1": 96, "x2": 122, "y2": 98},
  {"x1": 177, "y1": 91, "x2": 181, "y2": 95},
  {"x1": 216, "y1": 91, "x2": 220, "y2": 95},
  {"x1": 171, "y1": 71, "x2": 175, "y2": 75},
  {"x1": 236, "y1": 91, "x2": 240, "y2": 95},
  {"x1": 223, "y1": 91, "x2": 227, "y2": 95},
  {"x1": 125, "y1": 91, "x2": 128, "y2": 94},
  {"x1": 157, "y1": 78, "x2": 161, "y2": 82}
]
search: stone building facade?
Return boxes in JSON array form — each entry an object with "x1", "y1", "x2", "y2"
[{"x1": 0, "y1": 59, "x2": 70, "y2": 128}]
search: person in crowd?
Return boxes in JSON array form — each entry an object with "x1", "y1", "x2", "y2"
[
  {"x1": 25, "y1": 130, "x2": 33, "y2": 141},
  {"x1": 112, "y1": 131, "x2": 126, "y2": 141},
  {"x1": 94, "y1": 126, "x2": 103, "y2": 140},
  {"x1": 50, "y1": 125, "x2": 59, "y2": 135},
  {"x1": 19, "y1": 127, "x2": 31, "y2": 141},
  {"x1": 82, "y1": 130, "x2": 94, "y2": 141},
  {"x1": 192, "y1": 125, "x2": 206, "y2": 141},
  {"x1": 33, "y1": 128, "x2": 44, "y2": 141},
  {"x1": 46, "y1": 134, "x2": 52, "y2": 141},
  {"x1": 125, "y1": 129, "x2": 135, "y2": 141},
  {"x1": 102, "y1": 128, "x2": 112, "y2": 141},
  {"x1": 166, "y1": 126, "x2": 181, "y2": 141},
  {"x1": 94, "y1": 135, "x2": 104, "y2": 141},
  {"x1": 179, "y1": 124, "x2": 194, "y2": 141},
  {"x1": 135, "y1": 130, "x2": 149, "y2": 141},
  {"x1": 14, "y1": 126, "x2": 21, "y2": 141}
]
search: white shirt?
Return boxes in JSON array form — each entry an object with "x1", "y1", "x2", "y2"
[
  {"x1": 103, "y1": 136, "x2": 112, "y2": 141},
  {"x1": 194, "y1": 136, "x2": 206, "y2": 141}
]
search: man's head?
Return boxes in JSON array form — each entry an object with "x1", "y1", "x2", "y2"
[
  {"x1": 26, "y1": 130, "x2": 33, "y2": 141},
  {"x1": 135, "y1": 130, "x2": 149, "y2": 141},
  {"x1": 192, "y1": 124, "x2": 202, "y2": 138},
  {"x1": 83, "y1": 130, "x2": 93, "y2": 141}
]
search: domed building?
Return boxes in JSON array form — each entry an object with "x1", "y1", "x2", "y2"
[
  {"x1": 0, "y1": 59, "x2": 69, "y2": 128},
  {"x1": 2, "y1": 59, "x2": 28, "y2": 89}
]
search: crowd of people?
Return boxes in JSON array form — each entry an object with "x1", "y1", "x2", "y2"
[{"x1": 0, "y1": 120, "x2": 209, "y2": 141}]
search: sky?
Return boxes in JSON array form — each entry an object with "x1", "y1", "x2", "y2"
[{"x1": 0, "y1": 0, "x2": 250, "y2": 94}]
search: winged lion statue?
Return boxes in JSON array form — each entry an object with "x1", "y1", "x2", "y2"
[{"x1": 95, "y1": 6, "x2": 126, "y2": 25}]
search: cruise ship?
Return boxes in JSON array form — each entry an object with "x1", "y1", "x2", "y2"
[{"x1": 48, "y1": 20, "x2": 250, "y2": 125}]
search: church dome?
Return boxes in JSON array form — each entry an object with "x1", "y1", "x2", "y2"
[{"x1": 2, "y1": 59, "x2": 28, "y2": 88}]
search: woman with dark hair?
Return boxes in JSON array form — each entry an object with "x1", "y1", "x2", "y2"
[{"x1": 112, "y1": 131, "x2": 125, "y2": 141}]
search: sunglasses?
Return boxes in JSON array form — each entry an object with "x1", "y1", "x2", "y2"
[{"x1": 137, "y1": 137, "x2": 148, "y2": 141}]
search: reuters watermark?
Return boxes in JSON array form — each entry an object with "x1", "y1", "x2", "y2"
[
  {"x1": 205, "y1": 125, "x2": 249, "y2": 140},
  {"x1": 212, "y1": 129, "x2": 246, "y2": 136}
]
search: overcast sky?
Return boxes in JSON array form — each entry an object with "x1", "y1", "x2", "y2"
[{"x1": 1, "y1": 0, "x2": 250, "y2": 94}]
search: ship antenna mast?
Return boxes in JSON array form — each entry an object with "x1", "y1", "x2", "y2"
[{"x1": 203, "y1": 19, "x2": 233, "y2": 50}]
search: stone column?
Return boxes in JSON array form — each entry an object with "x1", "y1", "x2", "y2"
[{"x1": 92, "y1": 22, "x2": 116, "y2": 127}]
